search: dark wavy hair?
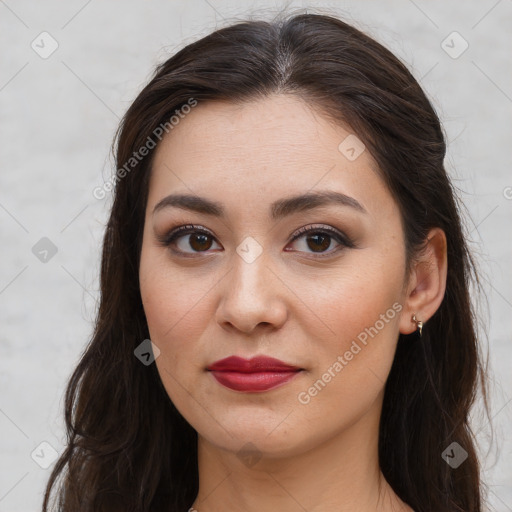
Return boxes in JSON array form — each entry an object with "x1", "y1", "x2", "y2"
[{"x1": 42, "y1": 10, "x2": 491, "y2": 512}]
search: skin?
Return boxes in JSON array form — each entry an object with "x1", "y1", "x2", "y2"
[{"x1": 139, "y1": 94, "x2": 447, "y2": 512}]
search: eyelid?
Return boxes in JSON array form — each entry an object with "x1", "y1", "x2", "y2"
[
  {"x1": 155, "y1": 224, "x2": 212, "y2": 246},
  {"x1": 289, "y1": 224, "x2": 355, "y2": 248},
  {"x1": 157, "y1": 223, "x2": 355, "y2": 257}
]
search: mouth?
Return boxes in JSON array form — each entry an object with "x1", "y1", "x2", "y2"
[{"x1": 207, "y1": 355, "x2": 304, "y2": 392}]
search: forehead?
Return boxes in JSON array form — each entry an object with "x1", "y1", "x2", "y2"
[
  {"x1": 148, "y1": 94, "x2": 395, "y2": 223},
  {"x1": 152, "y1": 94, "x2": 370, "y2": 170}
]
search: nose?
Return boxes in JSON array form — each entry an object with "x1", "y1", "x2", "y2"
[{"x1": 215, "y1": 249, "x2": 288, "y2": 335}]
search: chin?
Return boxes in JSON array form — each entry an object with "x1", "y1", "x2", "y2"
[{"x1": 197, "y1": 417, "x2": 319, "y2": 461}]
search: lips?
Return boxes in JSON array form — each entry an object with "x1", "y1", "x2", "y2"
[
  {"x1": 207, "y1": 356, "x2": 303, "y2": 392},
  {"x1": 207, "y1": 355, "x2": 301, "y2": 372}
]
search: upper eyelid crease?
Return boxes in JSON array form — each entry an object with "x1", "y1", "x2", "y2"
[
  {"x1": 159, "y1": 224, "x2": 355, "y2": 257},
  {"x1": 154, "y1": 218, "x2": 358, "y2": 255},
  {"x1": 167, "y1": 223, "x2": 346, "y2": 241},
  {"x1": 151, "y1": 190, "x2": 367, "y2": 220}
]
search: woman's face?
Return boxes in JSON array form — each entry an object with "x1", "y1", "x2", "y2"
[{"x1": 139, "y1": 94, "x2": 409, "y2": 459}]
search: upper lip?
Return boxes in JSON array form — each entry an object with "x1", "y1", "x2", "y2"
[{"x1": 207, "y1": 356, "x2": 302, "y2": 373}]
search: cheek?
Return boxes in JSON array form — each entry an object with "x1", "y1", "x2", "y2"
[
  {"x1": 139, "y1": 255, "x2": 213, "y2": 415},
  {"x1": 294, "y1": 250, "x2": 405, "y2": 399},
  {"x1": 296, "y1": 249, "x2": 403, "y2": 340},
  {"x1": 139, "y1": 249, "x2": 212, "y2": 368}
]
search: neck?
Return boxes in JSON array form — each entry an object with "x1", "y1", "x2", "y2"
[{"x1": 189, "y1": 391, "x2": 412, "y2": 512}]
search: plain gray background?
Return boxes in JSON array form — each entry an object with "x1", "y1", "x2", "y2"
[{"x1": 1, "y1": 1, "x2": 511, "y2": 510}]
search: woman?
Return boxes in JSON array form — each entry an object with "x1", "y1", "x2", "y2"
[{"x1": 42, "y1": 11, "x2": 490, "y2": 512}]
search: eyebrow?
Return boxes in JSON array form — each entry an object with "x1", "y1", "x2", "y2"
[{"x1": 152, "y1": 190, "x2": 367, "y2": 220}]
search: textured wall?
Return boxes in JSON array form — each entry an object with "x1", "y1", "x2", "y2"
[{"x1": 1, "y1": 1, "x2": 510, "y2": 510}]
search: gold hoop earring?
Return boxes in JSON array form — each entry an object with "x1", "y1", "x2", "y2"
[{"x1": 411, "y1": 314, "x2": 423, "y2": 336}]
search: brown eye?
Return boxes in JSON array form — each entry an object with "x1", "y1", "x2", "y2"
[
  {"x1": 158, "y1": 223, "x2": 354, "y2": 259},
  {"x1": 305, "y1": 233, "x2": 332, "y2": 252},
  {"x1": 286, "y1": 224, "x2": 354, "y2": 257},
  {"x1": 158, "y1": 224, "x2": 221, "y2": 256},
  {"x1": 187, "y1": 233, "x2": 215, "y2": 252},
  {"x1": 288, "y1": 230, "x2": 340, "y2": 254}
]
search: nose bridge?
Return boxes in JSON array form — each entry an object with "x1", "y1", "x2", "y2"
[
  {"x1": 230, "y1": 240, "x2": 275, "y2": 305},
  {"x1": 235, "y1": 242, "x2": 270, "y2": 292},
  {"x1": 216, "y1": 239, "x2": 287, "y2": 332}
]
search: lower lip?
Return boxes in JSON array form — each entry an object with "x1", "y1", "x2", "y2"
[{"x1": 209, "y1": 370, "x2": 302, "y2": 392}]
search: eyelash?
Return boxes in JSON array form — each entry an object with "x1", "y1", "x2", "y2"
[{"x1": 157, "y1": 223, "x2": 355, "y2": 259}]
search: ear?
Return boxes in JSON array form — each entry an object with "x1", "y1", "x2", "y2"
[{"x1": 399, "y1": 227, "x2": 448, "y2": 335}]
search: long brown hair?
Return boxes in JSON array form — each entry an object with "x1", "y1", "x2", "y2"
[{"x1": 42, "y1": 11, "x2": 491, "y2": 512}]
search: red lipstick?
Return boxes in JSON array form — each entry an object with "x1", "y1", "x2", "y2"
[{"x1": 207, "y1": 356, "x2": 303, "y2": 392}]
